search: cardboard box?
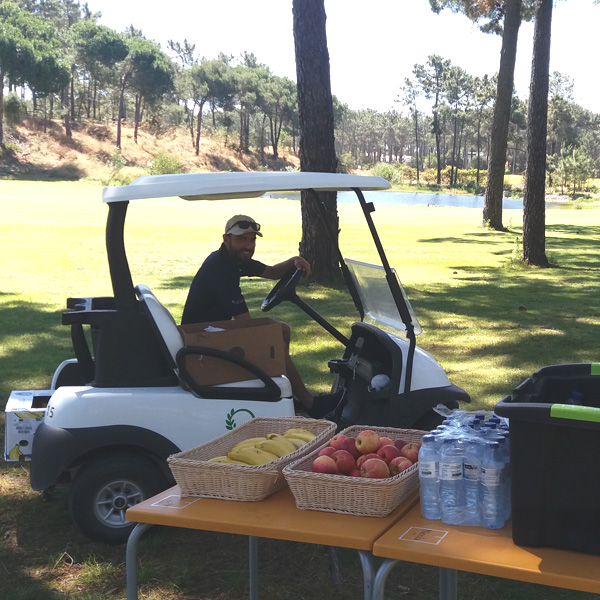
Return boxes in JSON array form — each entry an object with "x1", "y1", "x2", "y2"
[
  {"x1": 4, "y1": 390, "x2": 50, "y2": 462},
  {"x1": 178, "y1": 317, "x2": 286, "y2": 386}
]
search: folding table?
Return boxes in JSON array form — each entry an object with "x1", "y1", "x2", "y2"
[
  {"x1": 372, "y1": 502, "x2": 600, "y2": 600},
  {"x1": 125, "y1": 485, "x2": 418, "y2": 600}
]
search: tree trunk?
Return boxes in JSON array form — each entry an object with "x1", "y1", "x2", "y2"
[
  {"x1": 482, "y1": 0, "x2": 522, "y2": 230},
  {"x1": 523, "y1": 0, "x2": 552, "y2": 267},
  {"x1": 70, "y1": 66, "x2": 76, "y2": 120},
  {"x1": 134, "y1": 95, "x2": 141, "y2": 144},
  {"x1": 195, "y1": 108, "x2": 203, "y2": 156},
  {"x1": 293, "y1": 0, "x2": 339, "y2": 283},
  {"x1": 0, "y1": 69, "x2": 5, "y2": 146},
  {"x1": 476, "y1": 114, "x2": 482, "y2": 186},
  {"x1": 434, "y1": 110, "x2": 442, "y2": 184}
]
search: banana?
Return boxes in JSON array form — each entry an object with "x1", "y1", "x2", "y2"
[
  {"x1": 285, "y1": 437, "x2": 308, "y2": 449},
  {"x1": 229, "y1": 437, "x2": 269, "y2": 453},
  {"x1": 265, "y1": 432, "x2": 288, "y2": 441},
  {"x1": 208, "y1": 456, "x2": 247, "y2": 465},
  {"x1": 227, "y1": 446, "x2": 279, "y2": 465},
  {"x1": 283, "y1": 428, "x2": 316, "y2": 442},
  {"x1": 255, "y1": 437, "x2": 297, "y2": 457}
]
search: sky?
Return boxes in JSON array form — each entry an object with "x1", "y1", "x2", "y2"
[{"x1": 84, "y1": 0, "x2": 600, "y2": 115}]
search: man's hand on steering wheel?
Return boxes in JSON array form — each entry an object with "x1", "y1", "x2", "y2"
[
  {"x1": 261, "y1": 267, "x2": 303, "y2": 312},
  {"x1": 292, "y1": 256, "x2": 311, "y2": 277}
]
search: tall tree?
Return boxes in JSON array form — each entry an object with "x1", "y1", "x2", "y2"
[
  {"x1": 473, "y1": 74, "x2": 497, "y2": 185},
  {"x1": 430, "y1": 0, "x2": 532, "y2": 229},
  {"x1": 401, "y1": 77, "x2": 422, "y2": 182},
  {"x1": 292, "y1": 0, "x2": 339, "y2": 283},
  {"x1": 414, "y1": 55, "x2": 449, "y2": 184},
  {"x1": 0, "y1": 1, "x2": 69, "y2": 145},
  {"x1": 260, "y1": 75, "x2": 296, "y2": 159},
  {"x1": 482, "y1": 0, "x2": 523, "y2": 230},
  {"x1": 522, "y1": 0, "x2": 552, "y2": 266},
  {"x1": 72, "y1": 21, "x2": 129, "y2": 120}
]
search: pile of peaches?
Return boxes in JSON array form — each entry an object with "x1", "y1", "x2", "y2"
[{"x1": 312, "y1": 429, "x2": 420, "y2": 478}]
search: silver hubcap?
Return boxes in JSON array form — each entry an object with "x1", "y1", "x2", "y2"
[{"x1": 93, "y1": 480, "x2": 144, "y2": 528}]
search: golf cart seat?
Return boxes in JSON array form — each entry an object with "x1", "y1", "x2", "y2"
[{"x1": 135, "y1": 285, "x2": 289, "y2": 401}]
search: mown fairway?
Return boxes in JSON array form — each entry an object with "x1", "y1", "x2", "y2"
[{"x1": 2, "y1": 179, "x2": 600, "y2": 599}]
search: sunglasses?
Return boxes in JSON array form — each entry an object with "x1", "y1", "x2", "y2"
[{"x1": 227, "y1": 220, "x2": 261, "y2": 233}]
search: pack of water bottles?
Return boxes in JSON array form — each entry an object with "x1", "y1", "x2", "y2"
[{"x1": 418, "y1": 409, "x2": 510, "y2": 529}]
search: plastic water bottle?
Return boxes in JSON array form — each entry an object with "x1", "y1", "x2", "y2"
[
  {"x1": 462, "y1": 437, "x2": 482, "y2": 526},
  {"x1": 480, "y1": 440, "x2": 507, "y2": 529},
  {"x1": 439, "y1": 436, "x2": 465, "y2": 525},
  {"x1": 418, "y1": 435, "x2": 441, "y2": 520}
]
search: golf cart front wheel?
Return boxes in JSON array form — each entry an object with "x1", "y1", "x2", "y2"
[{"x1": 68, "y1": 454, "x2": 168, "y2": 544}]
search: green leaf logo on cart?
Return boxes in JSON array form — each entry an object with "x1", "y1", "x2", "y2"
[{"x1": 225, "y1": 408, "x2": 255, "y2": 430}]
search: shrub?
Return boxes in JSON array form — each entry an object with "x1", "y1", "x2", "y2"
[
  {"x1": 4, "y1": 93, "x2": 28, "y2": 126},
  {"x1": 148, "y1": 150, "x2": 184, "y2": 175},
  {"x1": 369, "y1": 162, "x2": 397, "y2": 183}
]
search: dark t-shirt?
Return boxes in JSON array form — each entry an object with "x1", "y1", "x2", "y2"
[{"x1": 181, "y1": 244, "x2": 266, "y2": 324}]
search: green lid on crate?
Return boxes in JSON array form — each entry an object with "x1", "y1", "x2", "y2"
[
  {"x1": 591, "y1": 363, "x2": 600, "y2": 376},
  {"x1": 550, "y1": 404, "x2": 600, "y2": 423}
]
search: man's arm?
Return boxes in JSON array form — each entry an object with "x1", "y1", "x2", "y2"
[{"x1": 260, "y1": 256, "x2": 312, "y2": 280}]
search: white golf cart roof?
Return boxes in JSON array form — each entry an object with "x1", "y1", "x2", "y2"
[{"x1": 102, "y1": 171, "x2": 391, "y2": 203}]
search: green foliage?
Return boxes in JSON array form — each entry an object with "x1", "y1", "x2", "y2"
[
  {"x1": 337, "y1": 152, "x2": 357, "y2": 172},
  {"x1": 369, "y1": 162, "x2": 397, "y2": 183},
  {"x1": 102, "y1": 148, "x2": 127, "y2": 185},
  {"x1": 148, "y1": 150, "x2": 185, "y2": 175},
  {"x1": 4, "y1": 93, "x2": 29, "y2": 126}
]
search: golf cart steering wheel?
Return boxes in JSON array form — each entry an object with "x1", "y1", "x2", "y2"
[{"x1": 261, "y1": 267, "x2": 302, "y2": 312}]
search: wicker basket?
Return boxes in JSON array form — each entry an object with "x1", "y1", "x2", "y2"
[
  {"x1": 283, "y1": 426, "x2": 425, "y2": 517},
  {"x1": 167, "y1": 417, "x2": 336, "y2": 501}
]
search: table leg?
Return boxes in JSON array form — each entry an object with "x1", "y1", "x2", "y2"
[
  {"x1": 357, "y1": 550, "x2": 376, "y2": 600},
  {"x1": 249, "y1": 536, "x2": 258, "y2": 600},
  {"x1": 371, "y1": 557, "x2": 398, "y2": 600},
  {"x1": 439, "y1": 567, "x2": 457, "y2": 600},
  {"x1": 126, "y1": 523, "x2": 153, "y2": 600}
]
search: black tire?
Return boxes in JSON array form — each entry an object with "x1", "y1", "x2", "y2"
[
  {"x1": 412, "y1": 402, "x2": 459, "y2": 432},
  {"x1": 68, "y1": 454, "x2": 169, "y2": 544}
]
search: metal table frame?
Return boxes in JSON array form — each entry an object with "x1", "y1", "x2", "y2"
[
  {"x1": 124, "y1": 486, "x2": 417, "y2": 600},
  {"x1": 371, "y1": 503, "x2": 600, "y2": 600}
]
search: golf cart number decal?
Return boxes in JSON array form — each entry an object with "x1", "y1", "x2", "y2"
[
  {"x1": 226, "y1": 408, "x2": 255, "y2": 430},
  {"x1": 47, "y1": 406, "x2": 54, "y2": 418}
]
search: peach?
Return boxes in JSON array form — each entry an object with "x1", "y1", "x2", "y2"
[
  {"x1": 329, "y1": 434, "x2": 348, "y2": 450},
  {"x1": 379, "y1": 436, "x2": 395, "y2": 449},
  {"x1": 317, "y1": 446, "x2": 336, "y2": 458},
  {"x1": 389, "y1": 456, "x2": 414, "y2": 476},
  {"x1": 312, "y1": 455, "x2": 337, "y2": 474},
  {"x1": 332, "y1": 449, "x2": 356, "y2": 474},
  {"x1": 340, "y1": 437, "x2": 362, "y2": 459},
  {"x1": 400, "y1": 443, "x2": 420, "y2": 464},
  {"x1": 355, "y1": 429, "x2": 381, "y2": 454},
  {"x1": 360, "y1": 457, "x2": 390, "y2": 479},
  {"x1": 356, "y1": 453, "x2": 380, "y2": 468},
  {"x1": 377, "y1": 444, "x2": 402, "y2": 464},
  {"x1": 394, "y1": 438, "x2": 408, "y2": 451}
]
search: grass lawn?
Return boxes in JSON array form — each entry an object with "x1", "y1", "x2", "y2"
[{"x1": 2, "y1": 179, "x2": 600, "y2": 599}]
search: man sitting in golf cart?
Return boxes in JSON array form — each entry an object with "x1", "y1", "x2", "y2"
[{"x1": 182, "y1": 214, "x2": 343, "y2": 418}]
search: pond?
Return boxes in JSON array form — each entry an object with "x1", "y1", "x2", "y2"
[{"x1": 268, "y1": 191, "x2": 563, "y2": 209}]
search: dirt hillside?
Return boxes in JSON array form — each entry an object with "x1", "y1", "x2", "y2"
[{"x1": 0, "y1": 118, "x2": 299, "y2": 181}]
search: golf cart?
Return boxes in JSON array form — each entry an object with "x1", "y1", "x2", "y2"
[{"x1": 5, "y1": 172, "x2": 469, "y2": 544}]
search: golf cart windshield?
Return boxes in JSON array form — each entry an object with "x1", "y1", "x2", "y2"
[{"x1": 345, "y1": 259, "x2": 422, "y2": 336}]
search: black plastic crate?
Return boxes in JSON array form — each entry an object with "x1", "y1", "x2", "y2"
[{"x1": 495, "y1": 363, "x2": 600, "y2": 555}]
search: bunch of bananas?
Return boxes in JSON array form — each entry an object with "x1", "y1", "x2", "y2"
[{"x1": 209, "y1": 428, "x2": 317, "y2": 466}]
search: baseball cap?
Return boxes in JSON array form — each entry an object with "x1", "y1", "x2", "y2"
[{"x1": 224, "y1": 215, "x2": 263, "y2": 237}]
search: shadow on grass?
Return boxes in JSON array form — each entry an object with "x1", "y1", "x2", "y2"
[{"x1": 3, "y1": 162, "x2": 86, "y2": 182}]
